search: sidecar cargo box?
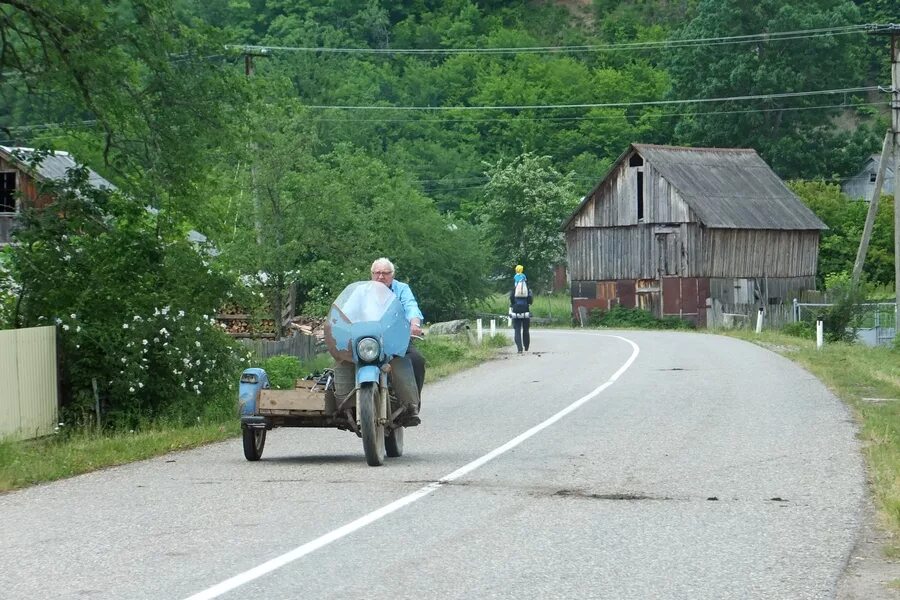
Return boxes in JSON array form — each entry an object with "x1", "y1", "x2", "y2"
[{"x1": 258, "y1": 379, "x2": 329, "y2": 415}]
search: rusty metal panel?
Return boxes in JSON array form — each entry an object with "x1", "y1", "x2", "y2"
[
  {"x1": 662, "y1": 277, "x2": 681, "y2": 315},
  {"x1": 0, "y1": 326, "x2": 57, "y2": 440},
  {"x1": 616, "y1": 280, "x2": 636, "y2": 308},
  {"x1": 0, "y1": 329, "x2": 22, "y2": 438}
]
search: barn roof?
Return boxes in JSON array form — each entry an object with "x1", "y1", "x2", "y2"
[
  {"x1": 0, "y1": 146, "x2": 116, "y2": 191},
  {"x1": 563, "y1": 144, "x2": 827, "y2": 231}
]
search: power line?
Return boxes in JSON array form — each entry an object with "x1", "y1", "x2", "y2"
[
  {"x1": 311, "y1": 101, "x2": 889, "y2": 123},
  {"x1": 227, "y1": 24, "x2": 872, "y2": 56},
  {"x1": 302, "y1": 86, "x2": 883, "y2": 111}
]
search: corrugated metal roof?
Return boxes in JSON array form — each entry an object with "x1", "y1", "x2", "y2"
[
  {"x1": 562, "y1": 144, "x2": 827, "y2": 231},
  {"x1": 633, "y1": 144, "x2": 826, "y2": 230},
  {"x1": 0, "y1": 146, "x2": 116, "y2": 191}
]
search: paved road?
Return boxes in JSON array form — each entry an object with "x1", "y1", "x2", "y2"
[{"x1": 0, "y1": 329, "x2": 866, "y2": 599}]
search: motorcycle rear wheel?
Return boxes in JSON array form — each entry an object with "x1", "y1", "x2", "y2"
[
  {"x1": 359, "y1": 383, "x2": 385, "y2": 466},
  {"x1": 385, "y1": 426, "x2": 404, "y2": 457}
]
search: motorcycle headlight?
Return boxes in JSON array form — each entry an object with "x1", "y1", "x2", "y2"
[{"x1": 356, "y1": 337, "x2": 380, "y2": 362}]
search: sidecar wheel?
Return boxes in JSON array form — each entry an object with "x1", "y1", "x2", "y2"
[
  {"x1": 242, "y1": 427, "x2": 266, "y2": 461},
  {"x1": 359, "y1": 383, "x2": 385, "y2": 466},
  {"x1": 385, "y1": 426, "x2": 404, "y2": 458}
]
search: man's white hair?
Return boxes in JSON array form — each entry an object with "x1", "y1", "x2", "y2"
[{"x1": 371, "y1": 257, "x2": 395, "y2": 273}]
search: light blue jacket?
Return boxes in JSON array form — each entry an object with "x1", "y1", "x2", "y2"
[{"x1": 390, "y1": 280, "x2": 424, "y2": 323}]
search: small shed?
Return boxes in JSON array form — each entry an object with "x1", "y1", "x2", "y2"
[
  {"x1": 561, "y1": 144, "x2": 827, "y2": 326},
  {"x1": 841, "y1": 154, "x2": 895, "y2": 201},
  {"x1": 0, "y1": 146, "x2": 115, "y2": 245}
]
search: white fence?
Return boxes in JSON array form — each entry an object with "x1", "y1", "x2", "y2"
[{"x1": 0, "y1": 326, "x2": 58, "y2": 440}]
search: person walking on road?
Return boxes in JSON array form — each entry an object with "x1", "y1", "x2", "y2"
[{"x1": 509, "y1": 269, "x2": 533, "y2": 354}]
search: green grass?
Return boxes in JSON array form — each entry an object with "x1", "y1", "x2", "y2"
[
  {"x1": 475, "y1": 292, "x2": 572, "y2": 323},
  {"x1": 0, "y1": 336, "x2": 511, "y2": 493},
  {"x1": 0, "y1": 419, "x2": 240, "y2": 491},
  {"x1": 724, "y1": 329, "x2": 900, "y2": 552}
]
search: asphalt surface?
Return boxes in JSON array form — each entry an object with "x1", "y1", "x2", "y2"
[{"x1": 0, "y1": 329, "x2": 868, "y2": 599}]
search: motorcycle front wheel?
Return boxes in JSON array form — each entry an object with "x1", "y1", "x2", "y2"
[{"x1": 358, "y1": 382, "x2": 385, "y2": 466}]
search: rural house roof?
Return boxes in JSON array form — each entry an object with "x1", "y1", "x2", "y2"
[
  {"x1": 563, "y1": 144, "x2": 827, "y2": 231},
  {"x1": 0, "y1": 146, "x2": 116, "y2": 191}
]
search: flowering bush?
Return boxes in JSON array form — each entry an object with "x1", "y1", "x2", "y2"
[{"x1": 2, "y1": 162, "x2": 244, "y2": 426}]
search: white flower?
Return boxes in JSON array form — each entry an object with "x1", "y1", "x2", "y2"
[
  {"x1": 159, "y1": 328, "x2": 169, "y2": 336},
  {"x1": 194, "y1": 341, "x2": 201, "y2": 348},
  {"x1": 120, "y1": 357, "x2": 127, "y2": 363},
  {"x1": 142, "y1": 339, "x2": 148, "y2": 345},
  {"x1": 153, "y1": 337, "x2": 159, "y2": 343},
  {"x1": 70, "y1": 313, "x2": 76, "y2": 319},
  {"x1": 129, "y1": 386, "x2": 135, "y2": 392},
  {"x1": 55, "y1": 317, "x2": 63, "y2": 325},
  {"x1": 133, "y1": 315, "x2": 142, "y2": 322},
  {"x1": 178, "y1": 310, "x2": 185, "y2": 318},
  {"x1": 161, "y1": 306, "x2": 170, "y2": 315},
  {"x1": 122, "y1": 323, "x2": 129, "y2": 329},
  {"x1": 195, "y1": 327, "x2": 201, "y2": 332},
  {"x1": 138, "y1": 382, "x2": 144, "y2": 388},
  {"x1": 62, "y1": 324, "x2": 70, "y2": 331},
  {"x1": 76, "y1": 326, "x2": 81, "y2": 333}
]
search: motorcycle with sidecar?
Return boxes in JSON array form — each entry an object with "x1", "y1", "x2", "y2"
[{"x1": 238, "y1": 280, "x2": 421, "y2": 466}]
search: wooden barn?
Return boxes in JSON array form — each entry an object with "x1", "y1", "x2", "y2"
[{"x1": 561, "y1": 144, "x2": 827, "y2": 327}]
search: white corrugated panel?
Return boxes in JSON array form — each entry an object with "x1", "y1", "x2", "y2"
[
  {"x1": 0, "y1": 329, "x2": 22, "y2": 438},
  {"x1": 17, "y1": 326, "x2": 57, "y2": 438},
  {"x1": 0, "y1": 326, "x2": 57, "y2": 440}
]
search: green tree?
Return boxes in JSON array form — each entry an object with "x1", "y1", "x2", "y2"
[
  {"x1": 790, "y1": 180, "x2": 895, "y2": 287},
  {"x1": 666, "y1": 0, "x2": 876, "y2": 179},
  {"x1": 3, "y1": 160, "x2": 241, "y2": 426},
  {"x1": 478, "y1": 152, "x2": 577, "y2": 289}
]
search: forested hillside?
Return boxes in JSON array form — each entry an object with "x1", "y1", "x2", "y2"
[{"x1": 0, "y1": 1, "x2": 895, "y2": 419}]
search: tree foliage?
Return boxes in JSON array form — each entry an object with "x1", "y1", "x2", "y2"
[
  {"x1": 2, "y1": 161, "x2": 241, "y2": 425},
  {"x1": 478, "y1": 152, "x2": 577, "y2": 289},
  {"x1": 666, "y1": 0, "x2": 880, "y2": 179}
]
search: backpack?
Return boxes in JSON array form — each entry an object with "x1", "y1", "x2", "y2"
[{"x1": 514, "y1": 279, "x2": 528, "y2": 298}]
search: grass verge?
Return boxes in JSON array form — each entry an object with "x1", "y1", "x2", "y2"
[
  {"x1": 723, "y1": 329, "x2": 900, "y2": 553},
  {"x1": 0, "y1": 333, "x2": 511, "y2": 493}
]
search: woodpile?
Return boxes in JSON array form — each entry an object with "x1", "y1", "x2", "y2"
[{"x1": 288, "y1": 316, "x2": 326, "y2": 341}]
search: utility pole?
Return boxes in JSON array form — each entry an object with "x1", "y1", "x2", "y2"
[
  {"x1": 870, "y1": 24, "x2": 900, "y2": 306},
  {"x1": 893, "y1": 29, "x2": 900, "y2": 307},
  {"x1": 851, "y1": 130, "x2": 891, "y2": 285},
  {"x1": 243, "y1": 48, "x2": 269, "y2": 246}
]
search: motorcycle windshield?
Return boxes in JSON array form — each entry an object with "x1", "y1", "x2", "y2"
[{"x1": 332, "y1": 281, "x2": 397, "y2": 324}]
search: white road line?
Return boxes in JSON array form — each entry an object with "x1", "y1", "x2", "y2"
[{"x1": 183, "y1": 334, "x2": 640, "y2": 600}]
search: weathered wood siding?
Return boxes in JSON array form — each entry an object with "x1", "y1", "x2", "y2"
[
  {"x1": 573, "y1": 164, "x2": 696, "y2": 228},
  {"x1": 566, "y1": 223, "x2": 704, "y2": 280},
  {"x1": 709, "y1": 276, "x2": 815, "y2": 306},
  {"x1": 700, "y1": 229, "x2": 819, "y2": 277}
]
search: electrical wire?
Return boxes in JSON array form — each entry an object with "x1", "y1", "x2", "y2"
[
  {"x1": 226, "y1": 24, "x2": 875, "y2": 56},
  {"x1": 302, "y1": 86, "x2": 883, "y2": 111},
  {"x1": 309, "y1": 101, "x2": 889, "y2": 123}
]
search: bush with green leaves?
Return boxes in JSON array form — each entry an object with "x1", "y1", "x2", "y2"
[
  {"x1": 3, "y1": 163, "x2": 244, "y2": 427},
  {"x1": 816, "y1": 272, "x2": 870, "y2": 343},
  {"x1": 589, "y1": 306, "x2": 694, "y2": 330}
]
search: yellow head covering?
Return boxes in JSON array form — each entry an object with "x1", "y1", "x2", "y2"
[{"x1": 515, "y1": 265, "x2": 524, "y2": 274}]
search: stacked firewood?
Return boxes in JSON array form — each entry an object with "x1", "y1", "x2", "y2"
[{"x1": 288, "y1": 316, "x2": 326, "y2": 340}]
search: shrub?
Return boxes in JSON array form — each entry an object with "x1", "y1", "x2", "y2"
[
  {"x1": 260, "y1": 355, "x2": 304, "y2": 389},
  {"x1": 589, "y1": 306, "x2": 694, "y2": 330},
  {"x1": 817, "y1": 273, "x2": 869, "y2": 343},
  {"x1": 2, "y1": 162, "x2": 244, "y2": 428}
]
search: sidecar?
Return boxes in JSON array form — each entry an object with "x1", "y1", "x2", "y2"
[{"x1": 238, "y1": 367, "x2": 344, "y2": 461}]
